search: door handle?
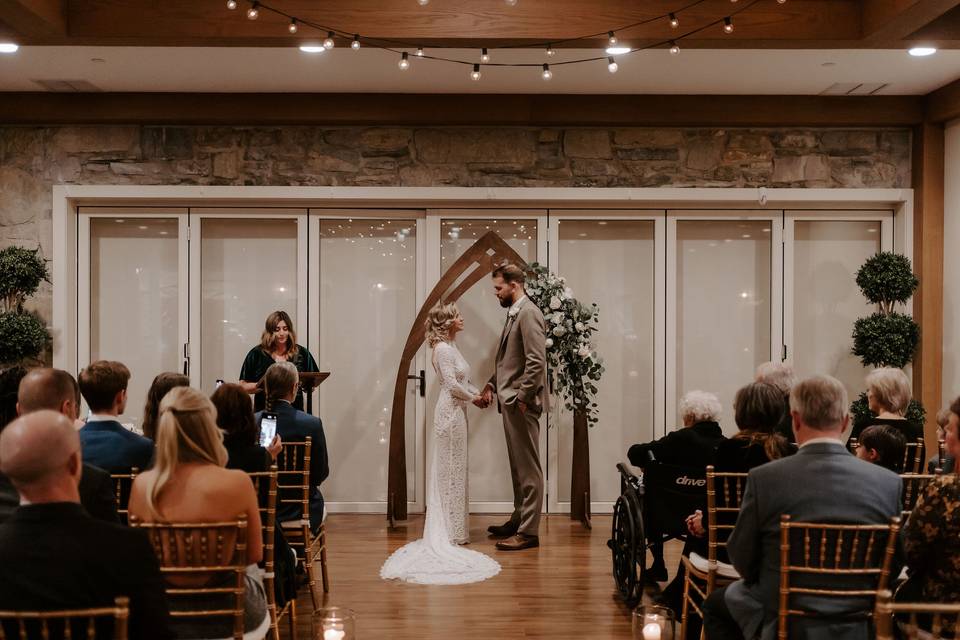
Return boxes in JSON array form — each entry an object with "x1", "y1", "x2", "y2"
[{"x1": 407, "y1": 370, "x2": 425, "y2": 397}]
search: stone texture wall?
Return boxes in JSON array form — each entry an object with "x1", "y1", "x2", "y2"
[{"x1": 0, "y1": 124, "x2": 912, "y2": 322}]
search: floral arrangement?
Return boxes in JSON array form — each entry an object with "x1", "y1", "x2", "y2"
[{"x1": 525, "y1": 262, "x2": 604, "y2": 425}]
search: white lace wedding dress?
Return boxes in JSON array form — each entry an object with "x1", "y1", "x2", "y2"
[{"x1": 380, "y1": 341, "x2": 501, "y2": 585}]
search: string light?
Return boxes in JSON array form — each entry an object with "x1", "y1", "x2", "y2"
[
  {"x1": 351, "y1": 34, "x2": 361, "y2": 49},
  {"x1": 323, "y1": 31, "x2": 336, "y2": 48},
  {"x1": 416, "y1": 47, "x2": 424, "y2": 57},
  {"x1": 723, "y1": 17, "x2": 734, "y2": 33},
  {"x1": 226, "y1": 0, "x2": 237, "y2": 9},
  {"x1": 542, "y1": 63, "x2": 552, "y2": 80},
  {"x1": 288, "y1": 18, "x2": 298, "y2": 34},
  {"x1": 471, "y1": 64, "x2": 481, "y2": 81},
  {"x1": 246, "y1": 2, "x2": 259, "y2": 20},
  {"x1": 546, "y1": 43, "x2": 555, "y2": 57},
  {"x1": 607, "y1": 57, "x2": 618, "y2": 73},
  {"x1": 417, "y1": 0, "x2": 429, "y2": 5},
  {"x1": 398, "y1": 51, "x2": 410, "y2": 70},
  {"x1": 607, "y1": 31, "x2": 618, "y2": 45},
  {"x1": 669, "y1": 13, "x2": 679, "y2": 28},
  {"x1": 669, "y1": 41, "x2": 680, "y2": 55},
  {"x1": 480, "y1": 48, "x2": 490, "y2": 63},
  {"x1": 505, "y1": 0, "x2": 518, "y2": 5}
]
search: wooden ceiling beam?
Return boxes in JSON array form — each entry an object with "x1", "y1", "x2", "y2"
[
  {"x1": 924, "y1": 75, "x2": 960, "y2": 122},
  {"x1": 0, "y1": 0, "x2": 66, "y2": 38},
  {"x1": 860, "y1": 0, "x2": 960, "y2": 44}
]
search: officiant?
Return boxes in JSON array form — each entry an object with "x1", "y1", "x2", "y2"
[{"x1": 239, "y1": 310, "x2": 319, "y2": 412}]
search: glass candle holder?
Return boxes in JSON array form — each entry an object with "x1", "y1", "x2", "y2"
[
  {"x1": 313, "y1": 607, "x2": 356, "y2": 640},
  {"x1": 632, "y1": 604, "x2": 675, "y2": 640}
]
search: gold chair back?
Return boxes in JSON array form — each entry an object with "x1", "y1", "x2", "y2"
[
  {"x1": 875, "y1": 589, "x2": 960, "y2": 640},
  {"x1": 900, "y1": 473, "x2": 939, "y2": 519},
  {"x1": 0, "y1": 596, "x2": 129, "y2": 640},
  {"x1": 130, "y1": 515, "x2": 248, "y2": 640},
  {"x1": 248, "y1": 466, "x2": 295, "y2": 640},
  {"x1": 939, "y1": 437, "x2": 948, "y2": 471},
  {"x1": 849, "y1": 438, "x2": 924, "y2": 474},
  {"x1": 109, "y1": 468, "x2": 139, "y2": 525},
  {"x1": 777, "y1": 515, "x2": 900, "y2": 640}
]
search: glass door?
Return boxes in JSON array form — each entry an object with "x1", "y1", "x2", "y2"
[
  {"x1": 427, "y1": 211, "x2": 548, "y2": 513},
  {"x1": 78, "y1": 208, "x2": 189, "y2": 431}
]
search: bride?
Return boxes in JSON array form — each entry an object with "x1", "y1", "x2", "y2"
[{"x1": 380, "y1": 303, "x2": 501, "y2": 585}]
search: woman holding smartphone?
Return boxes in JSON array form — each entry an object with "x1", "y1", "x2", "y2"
[
  {"x1": 211, "y1": 383, "x2": 281, "y2": 472},
  {"x1": 239, "y1": 310, "x2": 319, "y2": 413}
]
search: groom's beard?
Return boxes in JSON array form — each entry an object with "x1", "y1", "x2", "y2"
[{"x1": 499, "y1": 296, "x2": 512, "y2": 308}]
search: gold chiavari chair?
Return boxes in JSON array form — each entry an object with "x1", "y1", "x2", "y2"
[
  {"x1": 939, "y1": 437, "x2": 947, "y2": 471},
  {"x1": 0, "y1": 597, "x2": 129, "y2": 640},
  {"x1": 875, "y1": 589, "x2": 960, "y2": 640},
  {"x1": 109, "y1": 468, "x2": 139, "y2": 525},
  {"x1": 130, "y1": 515, "x2": 248, "y2": 640},
  {"x1": 901, "y1": 473, "x2": 940, "y2": 520},
  {"x1": 680, "y1": 466, "x2": 748, "y2": 640},
  {"x1": 277, "y1": 438, "x2": 328, "y2": 610},
  {"x1": 249, "y1": 466, "x2": 296, "y2": 640},
  {"x1": 849, "y1": 438, "x2": 925, "y2": 474},
  {"x1": 777, "y1": 514, "x2": 900, "y2": 640}
]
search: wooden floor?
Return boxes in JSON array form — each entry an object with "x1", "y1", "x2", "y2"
[{"x1": 288, "y1": 514, "x2": 681, "y2": 639}]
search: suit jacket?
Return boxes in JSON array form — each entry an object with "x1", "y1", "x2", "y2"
[
  {"x1": 257, "y1": 401, "x2": 328, "y2": 529},
  {"x1": 487, "y1": 297, "x2": 547, "y2": 413},
  {"x1": 79, "y1": 419, "x2": 154, "y2": 473},
  {"x1": 725, "y1": 440, "x2": 902, "y2": 640},
  {"x1": 0, "y1": 464, "x2": 119, "y2": 525},
  {"x1": 0, "y1": 502, "x2": 172, "y2": 639},
  {"x1": 627, "y1": 421, "x2": 725, "y2": 468}
]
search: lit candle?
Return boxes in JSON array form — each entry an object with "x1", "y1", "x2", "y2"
[
  {"x1": 323, "y1": 629, "x2": 346, "y2": 640},
  {"x1": 642, "y1": 622, "x2": 662, "y2": 640}
]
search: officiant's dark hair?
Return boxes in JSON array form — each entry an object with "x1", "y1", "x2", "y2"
[
  {"x1": 260, "y1": 310, "x2": 299, "y2": 358},
  {"x1": 492, "y1": 263, "x2": 525, "y2": 285}
]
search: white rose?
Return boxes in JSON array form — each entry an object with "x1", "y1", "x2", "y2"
[
  {"x1": 545, "y1": 338, "x2": 554, "y2": 348},
  {"x1": 549, "y1": 296, "x2": 562, "y2": 310},
  {"x1": 563, "y1": 287, "x2": 574, "y2": 300},
  {"x1": 552, "y1": 326, "x2": 566, "y2": 337},
  {"x1": 574, "y1": 322, "x2": 584, "y2": 331},
  {"x1": 577, "y1": 345, "x2": 591, "y2": 358},
  {"x1": 552, "y1": 314, "x2": 564, "y2": 325}
]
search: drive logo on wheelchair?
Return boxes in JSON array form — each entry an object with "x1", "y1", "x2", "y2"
[{"x1": 675, "y1": 475, "x2": 706, "y2": 487}]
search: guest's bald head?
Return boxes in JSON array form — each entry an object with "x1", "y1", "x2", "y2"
[
  {"x1": 17, "y1": 368, "x2": 81, "y2": 419},
  {"x1": 0, "y1": 411, "x2": 81, "y2": 495}
]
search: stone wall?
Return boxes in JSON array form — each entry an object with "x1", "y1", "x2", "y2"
[{"x1": 0, "y1": 124, "x2": 912, "y2": 322}]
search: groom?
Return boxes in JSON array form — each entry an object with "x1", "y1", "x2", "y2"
[{"x1": 476, "y1": 263, "x2": 547, "y2": 551}]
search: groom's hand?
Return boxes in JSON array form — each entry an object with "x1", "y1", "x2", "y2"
[
  {"x1": 472, "y1": 396, "x2": 487, "y2": 408},
  {"x1": 517, "y1": 400, "x2": 528, "y2": 415},
  {"x1": 480, "y1": 386, "x2": 494, "y2": 407}
]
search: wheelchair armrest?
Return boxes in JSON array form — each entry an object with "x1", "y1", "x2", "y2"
[{"x1": 617, "y1": 461, "x2": 644, "y2": 482}]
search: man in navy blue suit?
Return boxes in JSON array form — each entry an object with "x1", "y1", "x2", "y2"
[
  {"x1": 78, "y1": 361, "x2": 153, "y2": 472},
  {"x1": 256, "y1": 361, "x2": 328, "y2": 532}
]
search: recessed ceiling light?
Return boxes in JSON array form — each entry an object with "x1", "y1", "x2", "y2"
[
  {"x1": 299, "y1": 44, "x2": 326, "y2": 53},
  {"x1": 0, "y1": 43, "x2": 19, "y2": 54},
  {"x1": 908, "y1": 46, "x2": 937, "y2": 57},
  {"x1": 605, "y1": 46, "x2": 630, "y2": 55}
]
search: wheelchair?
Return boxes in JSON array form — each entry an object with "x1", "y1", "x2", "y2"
[{"x1": 608, "y1": 459, "x2": 708, "y2": 607}]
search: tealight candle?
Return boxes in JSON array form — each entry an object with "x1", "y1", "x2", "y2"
[{"x1": 642, "y1": 622, "x2": 662, "y2": 640}]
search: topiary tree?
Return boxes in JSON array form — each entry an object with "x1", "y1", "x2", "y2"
[
  {"x1": 0, "y1": 246, "x2": 51, "y2": 367},
  {"x1": 849, "y1": 251, "x2": 924, "y2": 428}
]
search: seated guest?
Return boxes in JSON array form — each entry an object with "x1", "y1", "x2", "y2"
[
  {"x1": 141, "y1": 372, "x2": 190, "y2": 441},
  {"x1": 660, "y1": 382, "x2": 793, "y2": 620},
  {"x1": 901, "y1": 395, "x2": 960, "y2": 633},
  {"x1": 849, "y1": 366, "x2": 923, "y2": 444},
  {"x1": 0, "y1": 411, "x2": 172, "y2": 638},
  {"x1": 0, "y1": 365, "x2": 29, "y2": 518},
  {"x1": 257, "y1": 362, "x2": 329, "y2": 531},
  {"x1": 212, "y1": 383, "x2": 282, "y2": 472},
  {"x1": 702, "y1": 375, "x2": 902, "y2": 640},
  {"x1": 128, "y1": 387, "x2": 268, "y2": 638},
  {"x1": 755, "y1": 361, "x2": 797, "y2": 443},
  {"x1": 78, "y1": 361, "x2": 153, "y2": 472},
  {"x1": 854, "y1": 423, "x2": 907, "y2": 472},
  {"x1": 627, "y1": 390, "x2": 725, "y2": 468},
  {"x1": 10, "y1": 367, "x2": 119, "y2": 524}
]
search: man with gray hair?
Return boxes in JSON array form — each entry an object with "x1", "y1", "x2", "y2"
[
  {"x1": 0, "y1": 411, "x2": 171, "y2": 637},
  {"x1": 702, "y1": 375, "x2": 901, "y2": 640},
  {"x1": 756, "y1": 361, "x2": 797, "y2": 443}
]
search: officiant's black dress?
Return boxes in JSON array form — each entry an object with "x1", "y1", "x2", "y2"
[{"x1": 239, "y1": 344, "x2": 319, "y2": 412}]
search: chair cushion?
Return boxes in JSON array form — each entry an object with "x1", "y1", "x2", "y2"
[{"x1": 688, "y1": 552, "x2": 740, "y2": 579}]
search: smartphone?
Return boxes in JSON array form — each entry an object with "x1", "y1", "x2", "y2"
[
  {"x1": 260, "y1": 413, "x2": 277, "y2": 448},
  {"x1": 215, "y1": 379, "x2": 224, "y2": 389}
]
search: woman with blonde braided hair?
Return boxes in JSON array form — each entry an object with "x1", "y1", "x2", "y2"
[{"x1": 129, "y1": 386, "x2": 270, "y2": 638}]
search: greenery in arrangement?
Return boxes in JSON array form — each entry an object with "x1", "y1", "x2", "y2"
[
  {"x1": 525, "y1": 263, "x2": 604, "y2": 425},
  {"x1": 0, "y1": 246, "x2": 51, "y2": 366},
  {"x1": 850, "y1": 251, "x2": 923, "y2": 427}
]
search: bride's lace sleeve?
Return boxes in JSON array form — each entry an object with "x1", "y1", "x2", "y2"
[{"x1": 435, "y1": 344, "x2": 476, "y2": 402}]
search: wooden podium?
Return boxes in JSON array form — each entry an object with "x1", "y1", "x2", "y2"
[{"x1": 299, "y1": 372, "x2": 330, "y2": 416}]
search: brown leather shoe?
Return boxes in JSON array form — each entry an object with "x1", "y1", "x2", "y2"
[{"x1": 496, "y1": 533, "x2": 540, "y2": 551}]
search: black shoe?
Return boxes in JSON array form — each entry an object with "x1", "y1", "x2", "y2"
[
  {"x1": 487, "y1": 521, "x2": 519, "y2": 538},
  {"x1": 645, "y1": 563, "x2": 668, "y2": 583}
]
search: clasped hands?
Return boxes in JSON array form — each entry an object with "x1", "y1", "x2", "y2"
[{"x1": 471, "y1": 387, "x2": 527, "y2": 414}]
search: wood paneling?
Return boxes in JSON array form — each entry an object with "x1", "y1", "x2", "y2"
[
  {"x1": 0, "y1": 92, "x2": 926, "y2": 126},
  {"x1": 861, "y1": 0, "x2": 960, "y2": 44},
  {"x1": 924, "y1": 76, "x2": 960, "y2": 123},
  {"x1": 0, "y1": 0, "x2": 66, "y2": 38}
]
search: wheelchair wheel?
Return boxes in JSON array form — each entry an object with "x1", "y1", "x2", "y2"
[{"x1": 609, "y1": 492, "x2": 644, "y2": 606}]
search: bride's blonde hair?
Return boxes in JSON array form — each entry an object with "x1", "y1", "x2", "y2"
[{"x1": 426, "y1": 303, "x2": 460, "y2": 347}]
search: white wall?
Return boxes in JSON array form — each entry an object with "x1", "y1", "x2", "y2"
[{"x1": 945, "y1": 121, "x2": 960, "y2": 407}]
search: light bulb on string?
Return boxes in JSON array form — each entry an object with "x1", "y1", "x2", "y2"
[
  {"x1": 471, "y1": 64, "x2": 481, "y2": 81},
  {"x1": 542, "y1": 63, "x2": 552, "y2": 80},
  {"x1": 505, "y1": 0, "x2": 518, "y2": 5},
  {"x1": 416, "y1": 47, "x2": 424, "y2": 57},
  {"x1": 607, "y1": 57, "x2": 618, "y2": 73},
  {"x1": 398, "y1": 51, "x2": 410, "y2": 70},
  {"x1": 669, "y1": 13, "x2": 679, "y2": 28},
  {"x1": 608, "y1": 31, "x2": 618, "y2": 45},
  {"x1": 723, "y1": 17, "x2": 734, "y2": 33},
  {"x1": 669, "y1": 41, "x2": 680, "y2": 55},
  {"x1": 417, "y1": 0, "x2": 429, "y2": 5},
  {"x1": 351, "y1": 35, "x2": 361, "y2": 50},
  {"x1": 480, "y1": 48, "x2": 490, "y2": 63},
  {"x1": 226, "y1": 0, "x2": 237, "y2": 9},
  {"x1": 246, "y1": 2, "x2": 259, "y2": 20},
  {"x1": 546, "y1": 43, "x2": 555, "y2": 57},
  {"x1": 324, "y1": 32, "x2": 336, "y2": 49},
  {"x1": 288, "y1": 19, "x2": 298, "y2": 34}
]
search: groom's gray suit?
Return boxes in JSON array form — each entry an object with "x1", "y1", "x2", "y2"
[{"x1": 487, "y1": 296, "x2": 547, "y2": 536}]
